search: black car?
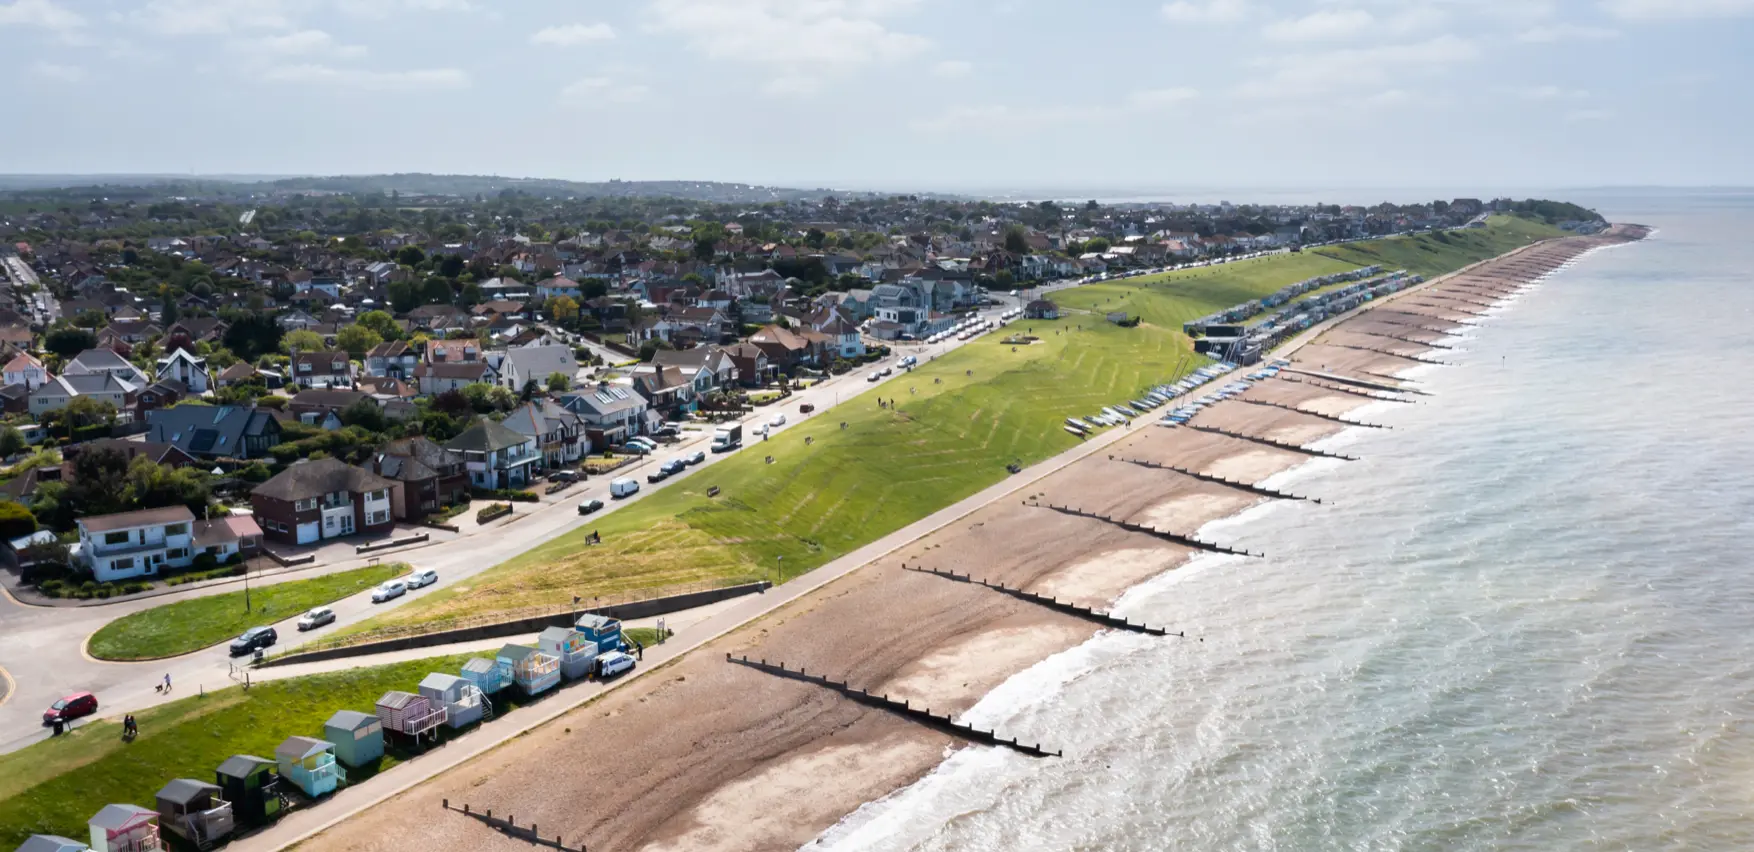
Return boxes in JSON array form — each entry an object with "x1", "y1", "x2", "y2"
[
  {"x1": 229, "y1": 626, "x2": 277, "y2": 656},
  {"x1": 647, "y1": 469, "x2": 670, "y2": 484},
  {"x1": 549, "y1": 470, "x2": 579, "y2": 483},
  {"x1": 577, "y1": 498, "x2": 604, "y2": 515}
]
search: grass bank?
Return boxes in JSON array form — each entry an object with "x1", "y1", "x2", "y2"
[
  {"x1": 0, "y1": 653, "x2": 475, "y2": 848},
  {"x1": 86, "y1": 563, "x2": 410, "y2": 661},
  {"x1": 327, "y1": 218, "x2": 1561, "y2": 644}
]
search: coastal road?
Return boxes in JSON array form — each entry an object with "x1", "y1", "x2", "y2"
[{"x1": 0, "y1": 299, "x2": 1020, "y2": 755}]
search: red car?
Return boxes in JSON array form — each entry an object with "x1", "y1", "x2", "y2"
[{"x1": 44, "y1": 692, "x2": 97, "y2": 725}]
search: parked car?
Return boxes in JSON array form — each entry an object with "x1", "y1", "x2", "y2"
[
  {"x1": 686, "y1": 450, "x2": 706, "y2": 466},
  {"x1": 296, "y1": 607, "x2": 336, "y2": 631},
  {"x1": 371, "y1": 580, "x2": 408, "y2": 603},
  {"x1": 799, "y1": 403, "x2": 815, "y2": 414},
  {"x1": 626, "y1": 437, "x2": 657, "y2": 451},
  {"x1": 880, "y1": 366, "x2": 894, "y2": 376},
  {"x1": 548, "y1": 469, "x2": 579, "y2": 483},
  {"x1": 663, "y1": 457, "x2": 688, "y2": 475},
  {"x1": 577, "y1": 498, "x2": 605, "y2": 515},
  {"x1": 43, "y1": 692, "x2": 97, "y2": 725},
  {"x1": 229, "y1": 626, "x2": 278, "y2": 656},
  {"x1": 620, "y1": 443, "x2": 650, "y2": 455},
  {"x1": 610, "y1": 477, "x2": 640, "y2": 498},
  {"x1": 770, "y1": 414, "x2": 787, "y2": 427},
  {"x1": 596, "y1": 651, "x2": 636, "y2": 678},
  {"x1": 407, "y1": 569, "x2": 439, "y2": 589},
  {"x1": 867, "y1": 372, "x2": 881, "y2": 382},
  {"x1": 647, "y1": 469, "x2": 670, "y2": 484}
]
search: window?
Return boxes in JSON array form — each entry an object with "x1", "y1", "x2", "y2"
[
  {"x1": 111, "y1": 557, "x2": 134, "y2": 571},
  {"x1": 295, "y1": 498, "x2": 317, "y2": 512},
  {"x1": 103, "y1": 531, "x2": 131, "y2": 545},
  {"x1": 367, "y1": 511, "x2": 389, "y2": 525},
  {"x1": 166, "y1": 548, "x2": 188, "y2": 559},
  {"x1": 369, "y1": 489, "x2": 387, "y2": 501},
  {"x1": 163, "y1": 523, "x2": 188, "y2": 536}
]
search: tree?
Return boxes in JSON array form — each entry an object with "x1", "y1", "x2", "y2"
[
  {"x1": 0, "y1": 426, "x2": 26, "y2": 458},
  {"x1": 356, "y1": 310, "x2": 401, "y2": 341},
  {"x1": 72, "y1": 309, "x2": 108, "y2": 329},
  {"x1": 337, "y1": 324, "x2": 384, "y2": 358},
  {"x1": 162, "y1": 333, "x2": 195, "y2": 358},
  {"x1": 0, "y1": 500, "x2": 35, "y2": 540},
  {"x1": 45, "y1": 327, "x2": 97, "y2": 359},
  {"x1": 547, "y1": 295, "x2": 580, "y2": 323},
  {"x1": 437, "y1": 254, "x2": 465, "y2": 278},
  {"x1": 396, "y1": 245, "x2": 426, "y2": 267},
  {"x1": 1004, "y1": 226, "x2": 1030, "y2": 254},
  {"x1": 422, "y1": 276, "x2": 455, "y2": 306},
  {"x1": 693, "y1": 237, "x2": 716, "y2": 261},
  {"x1": 223, "y1": 313, "x2": 282, "y2": 360},
  {"x1": 521, "y1": 378, "x2": 543, "y2": 401},
  {"x1": 123, "y1": 456, "x2": 210, "y2": 516},
  {"x1": 159, "y1": 287, "x2": 180, "y2": 326},
  {"x1": 805, "y1": 227, "x2": 826, "y2": 249},
  {"x1": 69, "y1": 446, "x2": 131, "y2": 516},
  {"x1": 281, "y1": 329, "x2": 325, "y2": 355},
  {"x1": 459, "y1": 281, "x2": 483, "y2": 307},
  {"x1": 338, "y1": 398, "x2": 388, "y2": 432},
  {"x1": 546, "y1": 372, "x2": 571, "y2": 392},
  {"x1": 581, "y1": 279, "x2": 609, "y2": 300},
  {"x1": 1085, "y1": 237, "x2": 1111, "y2": 253},
  {"x1": 62, "y1": 396, "x2": 117, "y2": 431}
]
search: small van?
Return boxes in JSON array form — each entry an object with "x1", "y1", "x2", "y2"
[
  {"x1": 610, "y1": 477, "x2": 640, "y2": 499},
  {"x1": 597, "y1": 651, "x2": 636, "y2": 678}
]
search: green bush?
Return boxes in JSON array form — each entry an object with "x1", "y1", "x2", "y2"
[
  {"x1": 472, "y1": 488, "x2": 538, "y2": 503},
  {"x1": 475, "y1": 503, "x2": 512, "y2": 524}
]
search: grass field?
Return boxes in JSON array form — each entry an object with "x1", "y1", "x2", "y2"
[
  {"x1": 87, "y1": 563, "x2": 410, "y2": 661},
  {"x1": 327, "y1": 218, "x2": 1563, "y2": 644},
  {"x1": 0, "y1": 653, "x2": 476, "y2": 849}
]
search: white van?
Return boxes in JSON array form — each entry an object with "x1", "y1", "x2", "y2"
[
  {"x1": 610, "y1": 477, "x2": 640, "y2": 499},
  {"x1": 597, "y1": 651, "x2": 636, "y2": 678}
]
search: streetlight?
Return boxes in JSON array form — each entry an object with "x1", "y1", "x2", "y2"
[{"x1": 774, "y1": 555, "x2": 782, "y2": 587}]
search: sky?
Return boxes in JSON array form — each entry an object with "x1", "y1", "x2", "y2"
[{"x1": 0, "y1": 0, "x2": 1751, "y2": 195}]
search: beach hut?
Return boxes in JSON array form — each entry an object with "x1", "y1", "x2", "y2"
[
  {"x1": 460, "y1": 656, "x2": 513, "y2": 696},
  {"x1": 15, "y1": 837, "x2": 87, "y2": 852},
  {"x1": 537, "y1": 625, "x2": 599, "y2": 680},
  {"x1": 275, "y1": 736, "x2": 345, "y2": 799},
  {"x1": 86, "y1": 804, "x2": 160, "y2": 852},
  {"x1": 375, "y1": 690, "x2": 446, "y2": 744},
  {"x1": 153, "y1": 779, "x2": 232, "y2": 849},
  {"x1": 418, "y1": 673, "x2": 489, "y2": 729},
  {"x1": 214, "y1": 755, "x2": 282, "y2": 824},
  {"x1": 323, "y1": 710, "x2": 385, "y2": 768},
  {"x1": 497, "y1": 644, "x2": 561, "y2": 697},
  {"x1": 574, "y1": 614, "x2": 625, "y2": 654}
]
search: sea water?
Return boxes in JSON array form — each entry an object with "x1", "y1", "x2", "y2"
[{"x1": 812, "y1": 194, "x2": 1754, "y2": 851}]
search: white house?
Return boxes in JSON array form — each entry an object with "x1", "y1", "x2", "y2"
[
  {"x1": 2, "y1": 352, "x2": 49, "y2": 390},
  {"x1": 63, "y1": 348, "x2": 149, "y2": 386},
  {"x1": 498, "y1": 344, "x2": 576, "y2": 392},
  {"x1": 77, "y1": 506, "x2": 197, "y2": 582},
  {"x1": 155, "y1": 348, "x2": 210, "y2": 394},
  {"x1": 29, "y1": 372, "x2": 136, "y2": 416}
]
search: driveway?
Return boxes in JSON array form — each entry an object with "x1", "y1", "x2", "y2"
[{"x1": 0, "y1": 300, "x2": 1020, "y2": 756}]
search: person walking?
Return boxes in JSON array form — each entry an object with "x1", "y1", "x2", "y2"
[{"x1": 163, "y1": 673, "x2": 172, "y2": 693}]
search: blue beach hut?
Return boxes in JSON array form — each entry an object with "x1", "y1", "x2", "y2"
[
  {"x1": 275, "y1": 736, "x2": 345, "y2": 799},
  {"x1": 16, "y1": 837, "x2": 88, "y2": 852},
  {"x1": 574, "y1": 614, "x2": 625, "y2": 654},
  {"x1": 323, "y1": 710, "x2": 385, "y2": 768},
  {"x1": 497, "y1": 644, "x2": 560, "y2": 697},
  {"x1": 461, "y1": 656, "x2": 513, "y2": 695}
]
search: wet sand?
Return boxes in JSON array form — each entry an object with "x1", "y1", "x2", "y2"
[{"x1": 302, "y1": 226, "x2": 1646, "y2": 852}]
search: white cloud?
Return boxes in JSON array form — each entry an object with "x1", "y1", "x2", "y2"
[
  {"x1": 131, "y1": 0, "x2": 293, "y2": 35},
  {"x1": 231, "y1": 29, "x2": 367, "y2": 57},
  {"x1": 1263, "y1": 8, "x2": 1374, "y2": 41},
  {"x1": 1516, "y1": 23, "x2": 1619, "y2": 41},
  {"x1": 1604, "y1": 0, "x2": 1754, "y2": 18},
  {"x1": 264, "y1": 64, "x2": 470, "y2": 91},
  {"x1": 1126, "y1": 87, "x2": 1200, "y2": 108},
  {"x1": 1565, "y1": 107, "x2": 1614, "y2": 121},
  {"x1": 531, "y1": 22, "x2": 616, "y2": 46},
  {"x1": 1161, "y1": 0, "x2": 1252, "y2": 23},
  {"x1": 0, "y1": 0, "x2": 84, "y2": 30},
  {"x1": 1235, "y1": 35, "x2": 1478, "y2": 100},
  {"x1": 334, "y1": 0, "x2": 476, "y2": 16},
  {"x1": 1515, "y1": 84, "x2": 1590, "y2": 100},
  {"x1": 650, "y1": 0, "x2": 928, "y2": 96},
  {"x1": 932, "y1": 59, "x2": 972, "y2": 78},
  {"x1": 559, "y1": 76, "x2": 651, "y2": 104},
  {"x1": 30, "y1": 60, "x2": 85, "y2": 81}
]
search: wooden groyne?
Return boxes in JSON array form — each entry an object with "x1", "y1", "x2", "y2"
[
  {"x1": 1370, "y1": 316, "x2": 1464, "y2": 336},
  {"x1": 1281, "y1": 369, "x2": 1426, "y2": 396},
  {"x1": 725, "y1": 655, "x2": 1062, "y2": 757},
  {"x1": 1235, "y1": 397, "x2": 1388, "y2": 429},
  {"x1": 1407, "y1": 300, "x2": 1487, "y2": 317},
  {"x1": 441, "y1": 800, "x2": 585, "y2": 851},
  {"x1": 1319, "y1": 343, "x2": 1450, "y2": 366},
  {"x1": 1283, "y1": 376, "x2": 1418, "y2": 404},
  {"x1": 1183, "y1": 424, "x2": 1361, "y2": 461},
  {"x1": 1029, "y1": 501, "x2": 1262, "y2": 557},
  {"x1": 1112, "y1": 455, "x2": 1324, "y2": 503},
  {"x1": 1350, "y1": 330, "x2": 1456, "y2": 350},
  {"x1": 1356, "y1": 368, "x2": 1424, "y2": 387},
  {"x1": 1425, "y1": 293, "x2": 1500, "y2": 310},
  {"x1": 902, "y1": 564, "x2": 1183, "y2": 637}
]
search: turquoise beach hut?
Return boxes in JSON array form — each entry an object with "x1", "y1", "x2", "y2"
[
  {"x1": 275, "y1": 736, "x2": 345, "y2": 799},
  {"x1": 323, "y1": 710, "x2": 385, "y2": 768},
  {"x1": 461, "y1": 656, "x2": 513, "y2": 695}
]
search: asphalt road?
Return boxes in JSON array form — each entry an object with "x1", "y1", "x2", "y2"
[{"x1": 0, "y1": 300, "x2": 1020, "y2": 755}]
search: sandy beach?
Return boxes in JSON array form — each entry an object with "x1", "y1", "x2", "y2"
[{"x1": 298, "y1": 225, "x2": 1646, "y2": 852}]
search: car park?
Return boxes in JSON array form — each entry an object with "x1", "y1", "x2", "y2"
[
  {"x1": 297, "y1": 607, "x2": 336, "y2": 631},
  {"x1": 371, "y1": 580, "x2": 408, "y2": 603},
  {"x1": 229, "y1": 626, "x2": 278, "y2": 656},
  {"x1": 407, "y1": 568, "x2": 439, "y2": 589},
  {"x1": 43, "y1": 692, "x2": 97, "y2": 725},
  {"x1": 577, "y1": 498, "x2": 605, "y2": 515}
]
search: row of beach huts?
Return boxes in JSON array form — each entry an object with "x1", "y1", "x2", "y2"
[
  {"x1": 17, "y1": 615, "x2": 632, "y2": 852},
  {"x1": 1183, "y1": 265, "x2": 1383, "y2": 337},
  {"x1": 1063, "y1": 361, "x2": 1243, "y2": 439},
  {"x1": 1189, "y1": 270, "x2": 1423, "y2": 364}
]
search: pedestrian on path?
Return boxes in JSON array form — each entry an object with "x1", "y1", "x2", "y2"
[{"x1": 163, "y1": 673, "x2": 172, "y2": 693}]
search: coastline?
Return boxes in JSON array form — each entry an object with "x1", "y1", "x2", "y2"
[{"x1": 295, "y1": 225, "x2": 1647, "y2": 852}]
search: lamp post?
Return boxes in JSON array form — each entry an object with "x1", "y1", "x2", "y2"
[{"x1": 775, "y1": 555, "x2": 782, "y2": 587}]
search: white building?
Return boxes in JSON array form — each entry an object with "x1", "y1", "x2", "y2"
[{"x1": 77, "y1": 506, "x2": 198, "y2": 582}]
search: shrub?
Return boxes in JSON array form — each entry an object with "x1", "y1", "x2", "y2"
[{"x1": 476, "y1": 503, "x2": 512, "y2": 524}]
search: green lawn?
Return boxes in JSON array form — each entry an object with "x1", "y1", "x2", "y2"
[
  {"x1": 325, "y1": 218, "x2": 1563, "y2": 644},
  {"x1": 0, "y1": 653, "x2": 478, "y2": 849},
  {"x1": 87, "y1": 563, "x2": 411, "y2": 661}
]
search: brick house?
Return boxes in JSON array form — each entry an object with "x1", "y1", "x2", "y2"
[
  {"x1": 366, "y1": 436, "x2": 470, "y2": 520},
  {"x1": 250, "y1": 458, "x2": 398, "y2": 545}
]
